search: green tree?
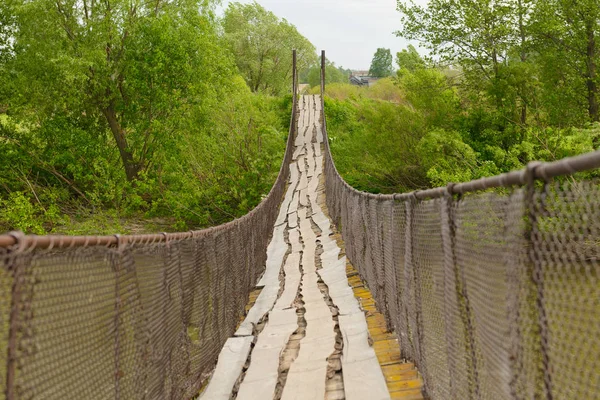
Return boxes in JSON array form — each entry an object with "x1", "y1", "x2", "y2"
[
  {"x1": 1, "y1": 0, "x2": 230, "y2": 182},
  {"x1": 306, "y1": 59, "x2": 349, "y2": 88},
  {"x1": 398, "y1": 67, "x2": 460, "y2": 128},
  {"x1": 396, "y1": 0, "x2": 535, "y2": 124},
  {"x1": 369, "y1": 48, "x2": 394, "y2": 77},
  {"x1": 417, "y1": 129, "x2": 480, "y2": 186},
  {"x1": 532, "y1": 0, "x2": 600, "y2": 122},
  {"x1": 222, "y1": 2, "x2": 315, "y2": 95},
  {"x1": 396, "y1": 45, "x2": 426, "y2": 75}
]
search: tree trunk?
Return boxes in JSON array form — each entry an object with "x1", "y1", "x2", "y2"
[
  {"x1": 102, "y1": 105, "x2": 140, "y2": 181},
  {"x1": 518, "y1": 0, "x2": 528, "y2": 125},
  {"x1": 586, "y1": 21, "x2": 599, "y2": 122}
]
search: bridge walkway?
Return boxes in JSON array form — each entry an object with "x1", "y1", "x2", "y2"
[{"x1": 199, "y1": 95, "x2": 424, "y2": 400}]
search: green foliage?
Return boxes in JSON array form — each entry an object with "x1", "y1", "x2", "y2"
[
  {"x1": 325, "y1": 95, "x2": 428, "y2": 193},
  {"x1": 2, "y1": 0, "x2": 235, "y2": 182},
  {"x1": 222, "y1": 2, "x2": 315, "y2": 95},
  {"x1": 0, "y1": 1, "x2": 291, "y2": 234},
  {"x1": 314, "y1": 79, "x2": 405, "y2": 103},
  {"x1": 505, "y1": 124, "x2": 600, "y2": 168},
  {"x1": 369, "y1": 48, "x2": 394, "y2": 78},
  {"x1": 326, "y1": 33, "x2": 600, "y2": 194},
  {"x1": 0, "y1": 191, "x2": 68, "y2": 234},
  {"x1": 417, "y1": 129, "x2": 485, "y2": 187},
  {"x1": 532, "y1": 0, "x2": 600, "y2": 123},
  {"x1": 305, "y1": 60, "x2": 350, "y2": 89},
  {"x1": 398, "y1": 67, "x2": 460, "y2": 128},
  {"x1": 396, "y1": 45, "x2": 426, "y2": 74},
  {"x1": 397, "y1": 0, "x2": 600, "y2": 126}
]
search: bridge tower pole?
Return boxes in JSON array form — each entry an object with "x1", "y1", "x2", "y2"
[
  {"x1": 292, "y1": 49, "x2": 297, "y2": 96},
  {"x1": 321, "y1": 50, "x2": 326, "y2": 93}
]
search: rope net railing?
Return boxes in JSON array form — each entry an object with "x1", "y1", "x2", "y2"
[
  {"x1": 318, "y1": 52, "x2": 600, "y2": 400},
  {"x1": 0, "y1": 53, "x2": 299, "y2": 400}
]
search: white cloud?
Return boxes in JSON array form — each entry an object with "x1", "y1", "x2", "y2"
[{"x1": 219, "y1": 0, "x2": 427, "y2": 70}]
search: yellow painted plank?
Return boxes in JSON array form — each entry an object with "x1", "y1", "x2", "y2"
[
  {"x1": 381, "y1": 364, "x2": 415, "y2": 374},
  {"x1": 327, "y1": 227, "x2": 425, "y2": 400},
  {"x1": 387, "y1": 380, "x2": 423, "y2": 392},
  {"x1": 390, "y1": 388, "x2": 424, "y2": 400}
]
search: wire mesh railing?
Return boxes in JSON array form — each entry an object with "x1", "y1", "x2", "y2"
[
  {"x1": 319, "y1": 51, "x2": 600, "y2": 400},
  {"x1": 3, "y1": 49, "x2": 600, "y2": 400},
  {"x1": 0, "y1": 53, "x2": 299, "y2": 400}
]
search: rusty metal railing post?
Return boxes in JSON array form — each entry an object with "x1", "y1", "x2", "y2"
[
  {"x1": 5, "y1": 231, "x2": 26, "y2": 400},
  {"x1": 292, "y1": 49, "x2": 297, "y2": 99},
  {"x1": 505, "y1": 188, "x2": 525, "y2": 400},
  {"x1": 524, "y1": 162, "x2": 553, "y2": 400},
  {"x1": 112, "y1": 234, "x2": 125, "y2": 400},
  {"x1": 321, "y1": 50, "x2": 326, "y2": 95},
  {"x1": 292, "y1": 49, "x2": 298, "y2": 143}
]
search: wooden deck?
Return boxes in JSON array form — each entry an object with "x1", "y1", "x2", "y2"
[{"x1": 199, "y1": 95, "x2": 424, "y2": 400}]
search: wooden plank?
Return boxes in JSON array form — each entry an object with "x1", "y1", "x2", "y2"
[
  {"x1": 339, "y1": 312, "x2": 390, "y2": 400},
  {"x1": 288, "y1": 189, "x2": 299, "y2": 215},
  {"x1": 276, "y1": 184, "x2": 295, "y2": 227},
  {"x1": 303, "y1": 102, "x2": 310, "y2": 131},
  {"x1": 312, "y1": 222, "x2": 390, "y2": 399},
  {"x1": 289, "y1": 160, "x2": 299, "y2": 185},
  {"x1": 292, "y1": 144, "x2": 305, "y2": 160},
  {"x1": 274, "y1": 252, "x2": 301, "y2": 310},
  {"x1": 236, "y1": 309, "x2": 297, "y2": 400},
  {"x1": 238, "y1": 222, "x2": 287, "y2": 336},
  {"x1": 275, "y1": 162, "x2": 299, "y2": 226},
  {"x1": 281, "y1": 365, "x2": 328, "y2": 400},
  {"x1": 295, "y1": 126, "x2": 305, "y2": 146},
  {"x1": 289, "y1": 228, "x2": 302, "y2": 254},
  {"x1": 320, "y1": 246, "x2": 341, "y2": 267},
  {"x1": 281, "y1": 274, "x2": 335, "y2": 400},
  {"x1": 236, "y1": 284, "x2": 279, "y2": 336},
  {"x1": 306, "y1": 175, "x2": 320, "y2": 216},
  {"x1": 298, "y1": 188, "x2": 308, "y2": 207},
  {"x1": 199, "y1": 336, "x2": 253, "y2": 400},
  {"x1": 298, "y1": 208, "x2": 316, "y2": 273},
  {"x1": 314, "y1": 156, "x2": 323, "y2": 177},
  {"x1": 297, "y1": 170, "x2": 308, "y2": 192},
  {"x1": 318, "y1": 255, "x2": 362, "y2": 317},
  {"x1": 282, "y1": 202, "x2": 336, "y2": 399},
  {"x1": 313, "y1": 142, "x2": 321, "y2": 157},
  {"x1": 257, "y1": 223, "x2": 286, "y2": 287},
  {"x1": 312, "y1": 210, "x2": 332, "y2": 237},
  {"x1": 306, "y1": 144, "x2": 315, "y2": 177},
  {"x1": 308, "y1": 155, "x2": 322, "y2": 220},
  {"x1": 288, "y1": 211, "x2": 298, "y2": 228}
]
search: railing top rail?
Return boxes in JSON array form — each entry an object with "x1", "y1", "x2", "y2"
[{"x1": 327, "y1": 141, "x2": 600, "y2": 203}]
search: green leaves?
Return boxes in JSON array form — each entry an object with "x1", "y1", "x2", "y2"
[
  {"x1": 369, "y1": 48, "x2": 394, "y2": 78},
  {"x1": 305, "y1": 60, "x2": 349, "y2": 89},
  {"x1": 0, "y1": 0, "x2": 290, "y2": 233},
  {"x1": 222, "y1": 2, "x2": 316, "y2": 96}
]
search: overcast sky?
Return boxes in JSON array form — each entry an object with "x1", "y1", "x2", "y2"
[{"x1": 218, "y1": 0, "x2": 427, "y2": 71}]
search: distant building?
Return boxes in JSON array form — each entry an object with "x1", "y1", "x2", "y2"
[{"x1": 349, "y1": 70, "x2": 380, "y2": 87}]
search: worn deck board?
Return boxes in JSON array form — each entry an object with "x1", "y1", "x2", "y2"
[
  {"x1": 236, "y1": 309, "x2": 297, "y2": 400},
  {"x1": 239, "y1": 222, "x2": 287, "y2": 335},
  {"x1": 199, "y1": 336, "x2": 253, "y2": 400}
]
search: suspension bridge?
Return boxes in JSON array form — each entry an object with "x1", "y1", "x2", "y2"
[{"x1": 1, "y1": 51, "x2": 600, "y2": 400}]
